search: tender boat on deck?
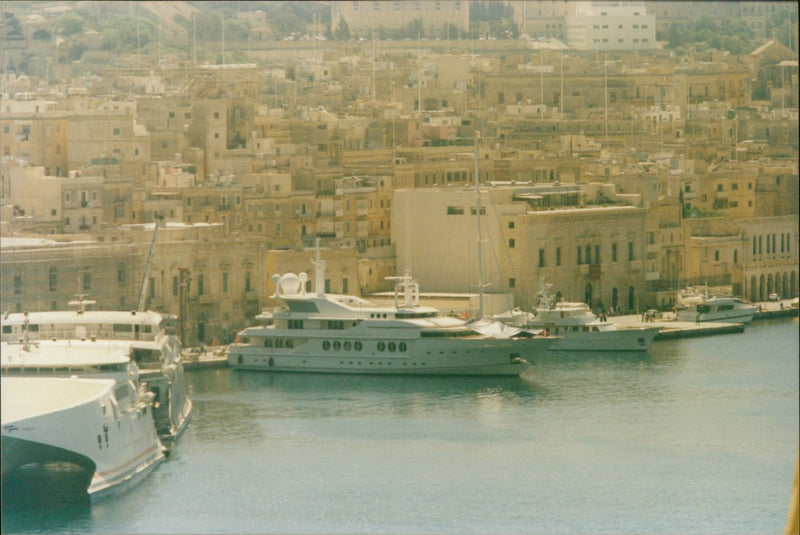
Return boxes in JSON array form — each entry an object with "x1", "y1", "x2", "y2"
[{"x1": 228, "y1": 250, "x2": 556, "y2": 376}]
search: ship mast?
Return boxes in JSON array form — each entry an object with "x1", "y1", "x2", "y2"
[{"x1": 474, "y1": 132, "x2": 483, "y2": 319}]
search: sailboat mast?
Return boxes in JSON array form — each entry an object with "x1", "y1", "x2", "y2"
[{"x1": 474, "y1": 132, "x2": 483, "y2": 319}]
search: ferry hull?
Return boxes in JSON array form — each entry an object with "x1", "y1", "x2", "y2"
[{"x1": 1, "y1": 376, "x2": 165, "y2": 502}]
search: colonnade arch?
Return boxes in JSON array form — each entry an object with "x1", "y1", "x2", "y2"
[{"x1": 746, "y1": 270, "x2": 798, "y2": 301}]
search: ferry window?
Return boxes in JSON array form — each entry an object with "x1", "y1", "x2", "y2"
[
  {"x1": 322, "y1": 341, "x2": 331, "y2": 350},
  {"x1": 399, "y1": 342, "x2": 407, "y2": 352},
  {"x1": 388, "y1": 342, "x2": 396, "y2": 352},
  {"x1": 343, "y1": 341, "x2": 352, "y2": 351},
  {"x1": 377, "y1": 341, "x2": 386, "y2": 351},
  {"x1": 333, "y1": 341, "x2": 341, "y2": 350},
  {"x1": 354, "y1": 341, "x2": 363, "y2": 351}
]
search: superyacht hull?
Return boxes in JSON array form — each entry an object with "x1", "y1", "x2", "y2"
[
  {"x1": 1, "y1": 376, "x2": 165, "y2": 502},
  {"x1": 228, "y1": 336, "x2": 551, "y2": 376}
]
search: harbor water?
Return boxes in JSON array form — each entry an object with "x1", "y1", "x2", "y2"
[{"x1": 2, "y1": 317, "x2": 797, "y2": 534}]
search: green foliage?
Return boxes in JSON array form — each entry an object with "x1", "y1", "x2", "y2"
[
  {"x1": 53, "y1": 13, "x2": 84, "y2": 37},
  {"x1": 98, "y1": 16, "x2": 156, "y2": 53},
  {"x1": 471, "y1": 1, "x2": 512, "y2": 22},
  {"x1": 661, "y1": 17, "x2": 756, "y2": 54},
  {"x1": 2, "y1": 12, "x2": 24, "y2": 40},
  {"x1": 333, "y1": 18, "x2": 350, "y2": 41}
]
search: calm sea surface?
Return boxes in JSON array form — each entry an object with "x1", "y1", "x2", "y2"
[{"x1": 3, "y1": 317, "x2": 798, "y2": 534}]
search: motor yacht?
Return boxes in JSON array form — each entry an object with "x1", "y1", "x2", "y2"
[
  {"x1": 228, "y1": 251, "x2": 556, "y2": 376},
  {"x1": 676, "y1": 287, "x2": 757, "y2": 323},
  {"x1": 494, "y1": 281, "x2": 660, "y2": 352}
]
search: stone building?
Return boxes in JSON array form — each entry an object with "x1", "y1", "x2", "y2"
[{"x1": 393, "y1": 183, "x2": 648, "y2": 314}]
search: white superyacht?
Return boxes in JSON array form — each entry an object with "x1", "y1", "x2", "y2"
[
  {"x1": 1, "y1": 301, "x2": 191, "y2": 441},
  {"x1": 1, "y1": 343, "x2": 165, "y2": 501},
  {"x1": 228, "y1": 252, "x2": 556, "y2": 376}
]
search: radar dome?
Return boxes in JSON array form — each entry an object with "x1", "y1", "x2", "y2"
[{"x1": 278, "y1": 273, "x2": 301, "y2": 296}]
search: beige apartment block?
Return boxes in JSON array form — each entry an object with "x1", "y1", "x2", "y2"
[
  {"x1": 5, "y1": 166, "x2": 104, "y2": 233},
  {"x1": 0, "y1": 108, "x2": 68, "y2": 177},
  {"x1": 393, "y1": 184, "x2": 648, "y2": 314},
  {"x1": 66, "y1": 113, "x2": 151, "y2": 180}
]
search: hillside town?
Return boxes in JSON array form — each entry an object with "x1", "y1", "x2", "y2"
[{"x1": 1, "y1": 0, "x2": 797, "y2": 348}]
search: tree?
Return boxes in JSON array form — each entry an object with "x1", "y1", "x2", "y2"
[
  {"x1": 334, "y1": 17, "x2": 350, "y2": 41},
  {"x1": 53, "y1": 13, "x2": 84, "y2": 37}
]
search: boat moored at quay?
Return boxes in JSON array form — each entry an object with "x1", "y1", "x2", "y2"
[
  {"x1": 228, "y1": 253, "x2": 557, "y2": 376},
  {"x1": 494, "y1": 281, "x2": 660, "y2": 352},
  {"x1": 0, "y1": 301, "x2": 192, "y2": 442},
  {"x1": 1, "y1": 352, "x2": 165, "y2": 501},
  {"x1": 675, "y1": 287, "x2": 758, "y2": 324}
]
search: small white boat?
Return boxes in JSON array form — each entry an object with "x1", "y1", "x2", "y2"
[
  {"x1": 494, "y1": 281, "x2": 660, "y2": 352},
  {"x1": 676, "y1": 287, "x2": 757, "y2": 323},
  {"x1": 228, "y1": 250, "x2": 556, "y2": 376},
  {"x1": 1, "y1": 374, "x2": 165, "y2": 502},
  {"x1": 1, "y1": 302, "x2": 191, "y2": 441}
]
